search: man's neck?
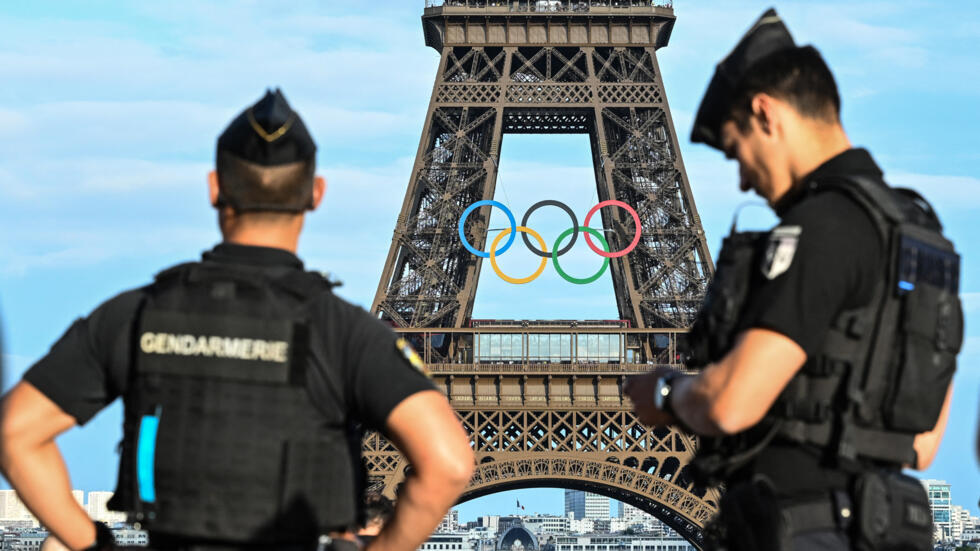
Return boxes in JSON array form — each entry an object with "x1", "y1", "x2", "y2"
[
  {"x1": 219, "y1": 212, "x2": 304, "y2": 253},
  {"x1": 788, "y1": 121, "x2": 852, "y2": 187}
]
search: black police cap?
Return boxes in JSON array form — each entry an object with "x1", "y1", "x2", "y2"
[
  {"x1": 215, "y1": 89, "x2": 318, "y2": 212},
  {"x1": 218, "y1": 88, "x2": 317, "y2": 166},
  {"x1": 691, "y1": 8, "x2": 797, "y2": 150}
]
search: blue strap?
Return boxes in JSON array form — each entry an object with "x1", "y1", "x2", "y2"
[{"x1": 137, "y1": 413, "x2": 160, "y2": 503}]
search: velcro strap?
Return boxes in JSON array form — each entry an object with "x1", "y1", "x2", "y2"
[
  {"x1": 781, "y1": 498, "x2": 840, "y2": 534},
  {"x1": 778, "y1": 421, "x2": 916, "y2": 465}
]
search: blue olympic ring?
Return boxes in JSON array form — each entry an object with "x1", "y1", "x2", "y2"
[{"x1": 458, "y1": 200, "x2": 517, "y2": 259}]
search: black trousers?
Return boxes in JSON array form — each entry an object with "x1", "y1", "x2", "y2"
[
  {"x1": 146, "y1": 535, "x2": 360, "y2": 551},
  {"x1": 791, "y1": 530, "x2": 852, "y2": 550}
]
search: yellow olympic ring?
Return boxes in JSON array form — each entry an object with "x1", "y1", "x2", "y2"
[{"x1": 489, "y1": 226, "x2": 549, "y2": 285}]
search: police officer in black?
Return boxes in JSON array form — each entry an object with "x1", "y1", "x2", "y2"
[
  {"x1": 625, "y1": 10, "x2": 962, "y2": 551},
  {"x1": 0, "y1": 90, "x2": 475, "y2": 551}
]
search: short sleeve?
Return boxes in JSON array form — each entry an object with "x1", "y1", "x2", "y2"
[
  {"x1": 337, "y1": 303, "x2": 438, "y2": 432},
  {"x1": 739, "y1": 192, "x2": 882, "y2": 357},
  {"x1": 23, "y1": 290, "x2": 143, "y2": 425}
]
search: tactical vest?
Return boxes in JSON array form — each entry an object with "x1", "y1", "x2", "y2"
[
  {"x1": 108, "y1": 261, "x2": 362, "y2": 543},
  {"x1": 687, "y1": 176, "x2": 963, "y2": 484}
]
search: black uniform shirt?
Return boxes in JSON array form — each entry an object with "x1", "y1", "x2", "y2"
[
  {"x1": 24, "y1": 243, "x2": 436, "y2": 431},
  {"x1": 735, "y1": 148, "x2": 887, "y2": 495}
]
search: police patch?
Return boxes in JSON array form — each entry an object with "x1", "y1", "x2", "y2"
[
  {"x1": 761, "y1": 225, "x2": 801, "y2": 280},
  {"x1": 395, "y1": 337, "x2": 429, "y2": 377}
]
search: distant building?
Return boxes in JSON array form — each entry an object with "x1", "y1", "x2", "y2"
[
  {"x1": 921, "y1": 479, "x2": 952, "y2": 542},
  {"x1": 480, "y1": 515, "x2": 501, "y2": 534},
  {"x1": 3, "y1": 530, "x2": 46, "y2": 551},
  {"x1": 439, "y1": 509, "x2": 460, "y2": 533},
  {"x1": 0, "y1": 490, "x2": 38, "y2": 526},
  {"x1": 552, "y1": 535, "x2": 693, "y2": 551},
  {"x1": 420, "y1": 534, "x2": 477, "y2": 551},
  {"x1": 498, "y1": 524, "x2": 538, "y2": 550},
  {"x1": 611, "y1": 503, "x2": 668, "y2": 535},
  {"x1": 568, "y1": 518, "x2": 594, "y2": 534},
  {"x1": 522, "y1": 515, "x2": 569, "y2": 535},
  {"x1": 113, "y1": 528, "x2": 149, "y2": 546},
  {"x1": 563, "y1": 491, "x2": 608, "y2": 520}
]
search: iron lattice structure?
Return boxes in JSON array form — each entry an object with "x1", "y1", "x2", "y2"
[{"x1": 368, "y1": 2, "x2": 716, "y2": 546}]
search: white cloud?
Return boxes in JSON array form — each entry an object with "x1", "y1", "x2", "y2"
[{"x1": 0, "y1": 226, "x2": 215, "y2": 277}]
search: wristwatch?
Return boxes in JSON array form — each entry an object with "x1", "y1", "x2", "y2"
[{"x1": 653, "y1": 371, "x2": 681, "y2": 417}]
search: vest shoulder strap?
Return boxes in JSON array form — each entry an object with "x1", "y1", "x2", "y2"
[{"x1": 813, "y1": 174, "x2": 905, "y2": 226}]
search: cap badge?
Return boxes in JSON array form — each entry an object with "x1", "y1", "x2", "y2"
[{"x1": 247, "y1": 108, "x2": 296, "y2": 143}]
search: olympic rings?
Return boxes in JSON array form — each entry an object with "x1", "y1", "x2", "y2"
[
  {"x1": 583, "y1": 200, "x2": 642, "y2": 258},
  {"x1": 521, "y1": 200, "x2": 578, "y2": 258},
  {"x1": 459, "y1": 200, "x2": 517, "y2": 259},
  {"x1": 490, "y1": 226, "x2": 549, "y2": 285},
  {"x1": 552, "y1": 227, "x2": 610, "y2": 285},
  {"x1": 458, "y1": 199, "x2": 642, "y2": 284}
]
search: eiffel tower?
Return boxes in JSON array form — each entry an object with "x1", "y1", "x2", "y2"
[{"x1": 366, "y1": 1, "x2": 717, "y2": 545}]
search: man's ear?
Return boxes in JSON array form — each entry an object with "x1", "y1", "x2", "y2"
[
  {"x1": 208, "y1": 171, "x2": 220, "y2": 207},
  {"x1": 750, "y1": 93, "x2": 777, "y2": 136},
  {"x1": 311, "y1": 176, "x2": 327, "y2": 210}
]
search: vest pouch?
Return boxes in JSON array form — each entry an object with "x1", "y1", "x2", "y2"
[
  {"x1": 688, "y1": 231, "x2": 765, "y2": 366},
  {"x1": 884, "y1": 284, "x2": 961, "y2": 433},
  {"x1": 854, "y1": 470, "x2": 932, "y2": 551},
  {"x1": 278, "y1": 436, "x2": 359, "y2": 536}
]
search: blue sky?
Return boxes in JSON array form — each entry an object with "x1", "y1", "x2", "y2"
[{"x1": 0, "y1": 1, "x2": 977, "y2": 521}]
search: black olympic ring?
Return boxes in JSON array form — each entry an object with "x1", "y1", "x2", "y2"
[{"x1": 520, "y1": 200, "x2": 579, "y2": 258}]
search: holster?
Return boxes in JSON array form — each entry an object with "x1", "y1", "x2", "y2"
[{"x1": 853, "y1": 470, "x2": 932, "y2": 551}]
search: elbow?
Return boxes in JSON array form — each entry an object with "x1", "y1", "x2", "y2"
[
  {"x1": 442, "y1": 445, "x2": 475, "y2": 489},
  {"x1": 912, "y1": 436, "x2": 940, "y2": 471},
  {"x1": 706, "y1": 398, "x2": 760, "y2": 436},
  {"x1": 415, "y1": 441, "x2": 474, "y2": 492}
]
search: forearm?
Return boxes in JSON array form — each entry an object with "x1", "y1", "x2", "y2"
[
  {"x1": 672, "y1": 370, "x2": 729, "y2": 436},
  {"x1": 673, "y1": 330, "x2": 806, "y2": 436},
  {"x1": 1, "y1": 441, "x2": 94, "y2": 550},
  {"x1": 368, "y1": 471, "x2": 468, "y2": 551},
  {"x1": 911, "y1": 381, "x2": 954, "y2": 470}
]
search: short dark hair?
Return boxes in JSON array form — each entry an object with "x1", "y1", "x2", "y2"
[
  {"x1": 362, "y1": 493, "x2": 394, "y2": 527},
  {"x1": 215, "y1": 150, "x2": 315, "y2": 213},
  {"x1": 728, "y1": 46, "x2": 841, "y2": 130}
]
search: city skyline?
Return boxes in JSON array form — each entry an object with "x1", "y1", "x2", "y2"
[{"x1": 1, "y1": 0, "x2": 978, "y2": 527}]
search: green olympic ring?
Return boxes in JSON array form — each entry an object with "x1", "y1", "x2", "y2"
[{"x1": 552, "y1": 226, "x2": 610, "y2": 285}]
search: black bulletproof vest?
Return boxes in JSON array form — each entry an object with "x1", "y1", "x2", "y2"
[
  {"x1": 109, "y1": 261, "x2": 362, "y2": 543},
  {"x1": 688, "y1": 176, "x2": 963, "y2": 484}
]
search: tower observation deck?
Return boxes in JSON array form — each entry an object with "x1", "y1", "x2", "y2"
[{"x1": 422, "y1": 0, "x2": 677, "y2": 51}]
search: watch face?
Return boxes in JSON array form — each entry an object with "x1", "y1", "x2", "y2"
[{"x1": 654, "y1": 377, "x2": 669, "y2": 410}]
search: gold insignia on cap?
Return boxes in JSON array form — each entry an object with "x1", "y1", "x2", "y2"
[
  {"x1": 247, "y1": 109, "x2": 296, "y2": 143},
  {"x1": 395, "y1": 337, "x2": 429, "y2": 377}
]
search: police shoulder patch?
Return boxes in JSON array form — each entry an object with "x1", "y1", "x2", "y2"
[
  {"x1": 761, "y1": 225, "x2": 802, "y2": 280},
  {"x1": 395, "y1": 337, "x2": 429, "y2": 377}
]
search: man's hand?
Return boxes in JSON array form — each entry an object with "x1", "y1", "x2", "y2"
[{"x1": 624, "y1": 367, "x2": 677, "y2": 427}]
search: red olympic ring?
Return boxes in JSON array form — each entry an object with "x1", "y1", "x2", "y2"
[{"x1": 582, "y1": 200, "x2": 642, "y2": 258}]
